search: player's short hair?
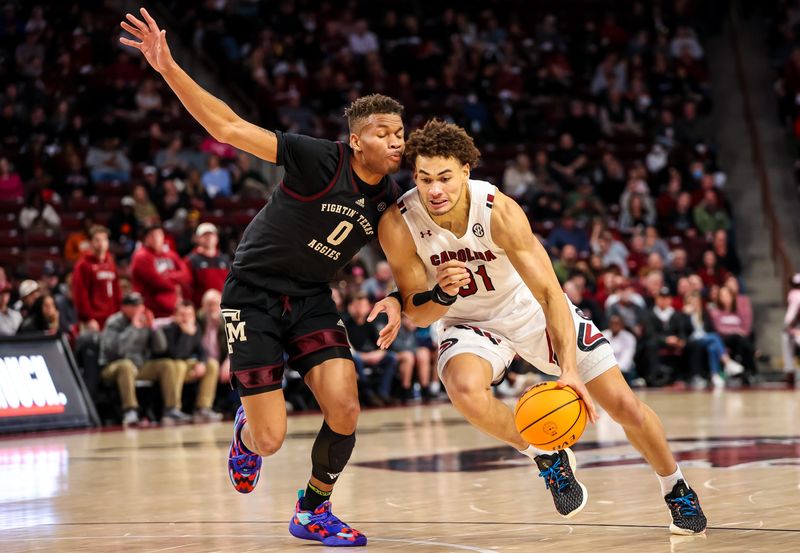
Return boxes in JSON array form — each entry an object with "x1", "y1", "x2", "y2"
[
  {"x1": 404, "y1": 119, "x2": 481, "y2": 168},
  {"x1": 88, "y1": 225, "x2": 110, "y2": 239},
  {"x1": 343, "y1": 94, "x2": 404, "y2": 132}
]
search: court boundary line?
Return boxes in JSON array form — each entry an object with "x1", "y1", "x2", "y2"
[{"x1": 15, "y1": 521, "x2": 799, "y2": 534}]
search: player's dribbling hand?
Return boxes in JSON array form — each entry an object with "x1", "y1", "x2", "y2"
[
  {"x1": 556, "y1": 370, "x2": 599, "y2": 424},
  {"x1": 120, "y1": 8, "x2": 175, "y2": 74},
  {"x1": 435, "y1": 260, "x2": 471, "y2": 297},
  {"x1": 368, "y1": 296, "x2": 401, "y2": 349}
]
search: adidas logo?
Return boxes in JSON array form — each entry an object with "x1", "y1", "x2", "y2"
[
  {"x1": 327, "y1": 471, "x2": 341, "y2": 480},
  {"x1": 356, "y1": 197, "x2": 365, "y2": 207},
  {"x1": 337, "y1": 319, "x2": 345, "y2": 327}
]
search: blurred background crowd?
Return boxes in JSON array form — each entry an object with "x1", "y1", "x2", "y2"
[{"x1": 0, "y1": 0, "x2": 786, "y2": 426}]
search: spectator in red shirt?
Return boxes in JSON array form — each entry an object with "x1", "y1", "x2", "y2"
[
  {"x1": 0, "y1": 157, "x2": 24, "y2": 200},
  {"x1": 184, "y1": 222, "x2": 230, "y2": 307},
  {"x1": 131, "y1": 224, "x2": 191, "y2": 317},
  {"x1": 72, "y1": 225, "x2": 121, "y2": 328}
]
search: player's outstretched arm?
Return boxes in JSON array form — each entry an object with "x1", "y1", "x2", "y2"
[
  {"x1": 120, "y1": 8, "x2": 277, "y2": 163},
  {"x1": 491, "y1": 192, "x2": 598, "y2": 422},
  {"x1": 378, "y1": 207, "x2": 468, "y2": 327}
]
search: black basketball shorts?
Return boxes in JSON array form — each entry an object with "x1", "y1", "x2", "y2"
[{"x1": 221, "y1": 276, "x2": 352, "y2": 396}]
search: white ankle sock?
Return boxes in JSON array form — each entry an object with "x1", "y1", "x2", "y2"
[
  {"x1": 658, "y1": 465, "x2": 684, "y2": 496},
  {"x1": 518, "y1": 444, "x2": 551, "y2": 461}
]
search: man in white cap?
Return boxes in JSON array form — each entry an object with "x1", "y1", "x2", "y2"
[
  {"x1": 783, "y1": 273, "x2": 800, "y2": 386},
  {"x1": 14, "y1": 279, "x2": 40, "y2": 319},
  {"x1": 185, "y1": 222, "x2": 231, "y2": 307}
]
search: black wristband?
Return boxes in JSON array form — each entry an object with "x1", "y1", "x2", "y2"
[
  {"x1": 431, "y1": 283, "x2": 458, "y2": 306},
  {"x1": 387, "y1": 290, "x2": 402, "y2": 307}
]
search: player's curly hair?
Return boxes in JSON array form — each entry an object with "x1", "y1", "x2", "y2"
[
  {"x1": 343, "y1": 94, "x2": 404, "y2": 132},
  {"x1": 404, "y1": 119, "x2": 481, "y2": 168}
]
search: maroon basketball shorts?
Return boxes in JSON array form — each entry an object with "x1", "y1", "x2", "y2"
[{"x1": 221, "y1": 276, "x2": 352, "y2": 396}]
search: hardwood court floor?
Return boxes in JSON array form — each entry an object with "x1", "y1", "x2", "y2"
[{"x1": 2, "y1": 389, "x2": 800, "y2": 552}]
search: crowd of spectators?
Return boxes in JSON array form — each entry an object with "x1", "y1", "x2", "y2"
[{"x1": 0, "y1": 1, "x2": 763, "y2": 425}]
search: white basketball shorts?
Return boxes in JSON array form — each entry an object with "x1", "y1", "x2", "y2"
[{"x1": 435, "y1": 297, "x2": 617, "y2": 384}]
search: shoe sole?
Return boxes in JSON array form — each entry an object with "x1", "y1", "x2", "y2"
[
  {"x1": 669, "y1": 523, "x2": 707, "y2": 535},
  {"x1": 562, "y1": 447, "x2": 588, "y2": 519}
]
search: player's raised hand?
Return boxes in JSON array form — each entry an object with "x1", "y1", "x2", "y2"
[
  {"x1": 368, "y1": 296, "x2": 401, "y2": 349},
  {"x1": 435, "y1": 260, "x2": 471, "y2": 297},
  {"x1": 119, "y1": 8, "x2": 174, "y2": 73},
  {"x1": 556, "y1": 370, "x2": 599, "y2": 424}
]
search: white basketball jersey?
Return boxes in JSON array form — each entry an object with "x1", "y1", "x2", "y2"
[{"x1": 397, "y1": 179, "x2": 545, "y2": 335}]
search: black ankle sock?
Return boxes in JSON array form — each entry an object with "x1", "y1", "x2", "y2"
[{"x1": 301, "y1": 481, "x2": 332, "y2": 511}]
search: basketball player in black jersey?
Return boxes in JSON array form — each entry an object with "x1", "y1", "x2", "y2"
[{"x1": 121, "y1": 8, "x2": 403, "y2": 546}]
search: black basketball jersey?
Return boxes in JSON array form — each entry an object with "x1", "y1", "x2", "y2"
[{"x1": 231, "y1": 134, "x2": 399, "y2": 297}]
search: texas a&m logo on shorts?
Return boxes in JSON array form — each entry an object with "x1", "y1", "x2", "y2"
[{"x1": 221, "y1": 309, "x2": 247, "y2": 354}]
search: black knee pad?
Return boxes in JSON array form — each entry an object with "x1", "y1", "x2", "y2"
[{"x1": 311, "y1": 421, "x2": 356, "y2": 485}]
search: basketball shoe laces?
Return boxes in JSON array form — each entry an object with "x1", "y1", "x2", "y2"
[
  {"x1": 304, "y1": 503, "x2": 354, "y2": 537},
  {"x1": 667, "y1": 493, "x2": 699, "y2": 517},
  {"x1": 538, "y1": 457, "x2": 570, "y2": 493},
  {"x1": 231, "y1": 449, "x2": 259, "y2": 474}
]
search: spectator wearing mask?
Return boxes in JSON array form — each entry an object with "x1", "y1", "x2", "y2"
[
  {"x1": 602, "y1": 315, "x2": 642, "y2": 386},
  {"x1": 99, "y1": 292, "x2": 187, "y2": 426},
  {"x1": 18, "y1": 294, "x2": 60, "y2": 335},
  {"x1": 361, "y1": 261, "x2": 394, "y2": 302},
  {"x1": 72, "y1": 225, "x2": 121, "y2": 328},
  {"x1": 343, "y1": 292, "x2": 399, "y2": 406},
  {"x1": 162, "y1": 300, "x2": 223, "y2": 422},
  {"x1": 131, "y1": 224, "x2": 192, "y2": 318},
  {"x1": 0, "y1": 283, "x2": 22, "y2": 336},
  {"x1": 709, "y1": 285, "x2": 757, "y2": 380},
  {"x1": 184, "y1": 222, "x2": 230, "y2": 307}
]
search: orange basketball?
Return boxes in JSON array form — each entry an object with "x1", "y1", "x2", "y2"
[{"x1": 514, "y1": 381, "x2": 587, "y2": 451}]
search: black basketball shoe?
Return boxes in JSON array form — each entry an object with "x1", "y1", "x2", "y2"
[
  {"x1": 664, "y1": 479, "x2": 707, "y2": 534},
  {"x1": 535, "y1": 448, "x2": 588, "y2": 518}
]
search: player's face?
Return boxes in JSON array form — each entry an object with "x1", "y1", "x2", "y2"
[
  {"x1": 353, "y1": 113, "x2": 405, "y2": 175},
  {"x1": 414, "y1": 156, "x2": 469, "y2": 216}
]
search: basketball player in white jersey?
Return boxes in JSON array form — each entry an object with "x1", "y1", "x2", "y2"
[{"x1": 378, "y1": 120, "x2": 706, "y2": 535}]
